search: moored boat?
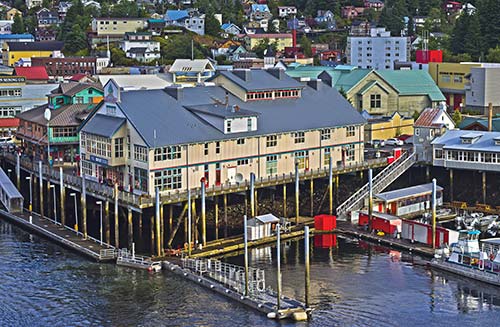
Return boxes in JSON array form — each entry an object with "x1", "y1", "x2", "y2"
[{"x1": 430, "y1": 231, "x2": 500, "y2": 286}]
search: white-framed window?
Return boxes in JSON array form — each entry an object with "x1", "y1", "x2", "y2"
[
  {"x1": 370, "y1": 94, "x2": 381, "y2": 108},
  {"x1": 134, "y1": 145, "x2": 147, "y2": 162},
  {"x1": 345, "y1": 144, "x2": 355, "y2": 161},
  {"x1": 266, "y1": 135, "x2": 277, "y2": 147},
  {"x1": 293, "y1": 131, "x2": 305, "y2": 143},
  {"x1": 324, "y1": 147, "x2": 331, "y2": 166},
  {"x1": 154, "y1": 168, "x2": 182, "y2": 191},
  {"x1": 84, "y1": 133, "x2": 111, "y2": 157},
  {"x1": 204, "y1": 143, "x2": 209, "y2": 155},
  {"x1": 237, "y1": 159, "x2": 249, "y2": 165},
  {"x1": 321, "y1": 129, "x2": 331, "y2": 140},
  {"x1": 226, "y1": 119, "x2": 232, "y2": 133},
  {"x1": 346, "y1": 126, "x2": 356, "y2": 137},
  {"x1": 266, "y1": 155, "x2": 278, "y2": 175},
  {"x1": 154, "y1": 145, "x2": 181, "y2": 161},
  {"x1": 236, "y1": 138, "x2": 245, "y2": 145},
  {"x1": 114, "y1": 137, "x2": 123, "y2": 158},
  {"x1": 295, "y1": 150, "x2": 308, "y2": 169}
]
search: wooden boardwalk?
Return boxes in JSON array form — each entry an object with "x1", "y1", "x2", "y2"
[{"x1": 0, "y1": 209, "x2": 116, "y2": 262}]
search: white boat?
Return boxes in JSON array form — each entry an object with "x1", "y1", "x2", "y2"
[
  {"x1": 116, "y1": 248, "x2": 162, "y2": 272},
  {"x1": 430, "y1": 231, "x2": 500, "y2": 286}
]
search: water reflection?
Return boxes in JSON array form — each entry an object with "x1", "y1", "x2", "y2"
[{"x1": 2, "y1": 220, "x2": 500, "y2": 327}]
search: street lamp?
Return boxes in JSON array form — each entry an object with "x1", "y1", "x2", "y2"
[
  {"x1": 49, "y1": 184, "x2": 57, "y2": 224},
  {"x1": 70, "y1": 193, "x2": 78, "y2": 232},
  {"x1": 26, "y1": 175, "x2": 32, "y2": 223},
  {"x1": 7, "y1": 168, "x2": 12, "y2": 179},
  {"x1": 96, "y1": 201, "x2": 103, "y2": 245}
]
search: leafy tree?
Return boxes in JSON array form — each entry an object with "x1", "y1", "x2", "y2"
[
  {"x1": 253, "y1": 39, "x2": 276, "y2": 58},
  {"x1": 339, "y1": 86, "x2": 348, "y2": 99},
  {"x1": 452, "y1": 109, "x2": 463, "y2": 126},
  {"x1": 379, "y1": 0, "x2": 407, "y2": 36},
  {"x1": 412, "y1": 110, "x2": 420, "y2": 121},
  {"x1": 11, "y1": 14, "x2": 25, "y2": 34},
  {"x1": 486, "y1": 46, "x2": 500, "y2": 63},
  {"x1": 407, "y1": 16, "x2": 414, "y2": 37},
  {"x1": 154, "y1": 34, "x2": 207, "y2": 64}
]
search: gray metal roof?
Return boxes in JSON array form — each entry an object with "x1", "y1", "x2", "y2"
[
  {"x1": 0, "y1": 167, "x2": 23, "y2": 199},
  {"x1": 216, "y1": 69, "x2": 304, "y2": 92},
  {"x1": 255, "y1": 213, "x2": 280, "y2": 224},
  {"x1": 81, "y1": 114, "x2": 125, "y2": 138},
  {"x1": 375, "y1": 183, "x2": 443, "y2": 202},
  {"x1": 111, "y1": 79, "x2": 365, "y2": 147},
  {"x1": 432, "y1": 130, "x2": 500, "y2": 153},
  {"x1": 184, "y1": 104, "x2": 259, "y2": 118}
]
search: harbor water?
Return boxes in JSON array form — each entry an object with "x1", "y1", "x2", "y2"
[{"x1": 1, "y1": 220, "x2": 500, "y2": 327}]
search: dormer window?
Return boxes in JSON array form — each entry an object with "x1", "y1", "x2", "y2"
[
  {"x1": 494, "y1": 137, "x2": 500, "y2": 146},
  {"x1": 460, "y1": 133, "x2": 482, "y2": 144},
  {"x1": 226, "y1": 119, "x2": 232, "y2": 133}
]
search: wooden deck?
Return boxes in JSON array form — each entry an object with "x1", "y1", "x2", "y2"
[{"x1": 0, "y1": 209, "x2": 116, "y2": 262}]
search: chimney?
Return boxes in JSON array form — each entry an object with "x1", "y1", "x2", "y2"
[
  {"x1": 488, "y1": 102, "x2": 493, "y2": 132},
  {"x1": 267, "y1": 68, "x2": 284, "y2": 80},
  {"x1": 307, "y1": 79, "x2": 322, "y2": 90},
  {"x1": 164, "y1": 86, "x2": 183, "y2": 100},
  {"x1": 232, "y1": 69, "x2": 251, "y2": 82}
]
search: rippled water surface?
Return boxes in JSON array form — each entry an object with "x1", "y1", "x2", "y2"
[{"x1": 1, "y1": 221, "x2": 500, "y2": 327}]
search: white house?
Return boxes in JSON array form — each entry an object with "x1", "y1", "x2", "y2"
[
  {"x1": 414, "y1": 106, "x2": 455, "y2": 162},
  {"x1": 278, "y1": 6, "x2": 297, "y2": 18}
]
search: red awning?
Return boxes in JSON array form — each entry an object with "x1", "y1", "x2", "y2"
[{"x1": 0, "y1": 118, "x2": 20, "y2": 128}]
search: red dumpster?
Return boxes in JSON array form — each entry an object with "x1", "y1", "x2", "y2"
[{"x1": 314, "y1": 215, "x2": 337, "y2": 231}]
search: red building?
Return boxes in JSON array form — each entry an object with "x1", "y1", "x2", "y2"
[
  {"x1": 31, "y1": 57, "x2": 98, "y2": 77},
  {"x1": 416, "y1": 50, "x2": 443, "y2": 64}
]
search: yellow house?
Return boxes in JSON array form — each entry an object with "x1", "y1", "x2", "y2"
[
  {"x1": 428, "y1": 62, "x2": 483, "y2": 110},
  {"x1": 91, "y1": 18, "x2": 148, "y2": 36},
  {"x1": 245, "y1": 33, "x2": 293, "y2": 51},
  {"x1": 363, "y1": 111, "x2": 414, "y2": 143},
  {"x1": 2, "y1": 41, "x2": 64, "y2": 66},
  {"x1": 6, "y1": 8, "x2": 22, "y2": 20}
]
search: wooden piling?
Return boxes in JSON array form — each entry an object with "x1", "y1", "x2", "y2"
[
  {"x1": 155, "y1": 187, "x2": 161, "y2": 257},
  {"x1": 310, "y1": 178, "x2": 314, "y2": 217},
  {"x1": 16, "y1": 153, "x2": 20, "y2": 190},
  {"x1": 38, "y1": 161, "x2": 44, "y2": 219},
  {"x1": 114, "y1": 184, "x2": 119, "y2": 248},
  {"x1": 201, "y1": 181, "x2": 206, "y2": 246},
  {"x1": 283, "y1": 183, "x2": 287, "y2": 217},
  {"x1": 128, "y1": 207, "x2": 133, "y2": 248},
  {"x1": 81, "y1": 176, "x2": 87, "y2": 239},
  {"x1": 160, "y1": 204, "x2": 165, "y2": 254},
  {"x1": 59, "y1": 167, "x2": 65, "y2": 226},
  {"x1": 150, "y1": 214, "x2": 155, "y2": 254},
  {"x1": 328, "y1": 157, "x2": 333, "y2": 215},
  {"x1": 449, "y1": 168, "x2": 454, "y2": 202},
  {"x1": 169, "y1": 205, "x2": 173, "y2": 233},
  {"x1": 295, "y1": 164, "x2": 299, "y2": 224},
  {"x1": 223, "y1": 193, "x2": 228, "y2": 238},
  {"x1": 215, "y1": 196, "x2": 219, "y2": 240},
  {"x1": 482, "y1": 171, "x2": 487, "y2": 204},
  {"x1": 104, "y1": 200, "x2": 110, "y2": 243}
]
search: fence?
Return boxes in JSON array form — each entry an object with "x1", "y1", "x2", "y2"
[{"x1": 182, "y1": 258, "x2": 266, "y2": 296}]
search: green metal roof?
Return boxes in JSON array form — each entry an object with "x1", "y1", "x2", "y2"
[
  {"x1": 376, "y1": 70, "x2": 445, "y2": 102},
  {"x1": 356, "y1": 80, "x2": 390, "y2": 95},
  {"x1": 458, "y1": 116, "x2": 500, "y2": 132}
]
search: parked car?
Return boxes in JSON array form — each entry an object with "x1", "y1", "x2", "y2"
[
  {"x1": 371, "y1": 139, "x2": 385, "y2": 147},
  {"x1": 385, "y1": 138, "x2": 404, "y2": 146}
]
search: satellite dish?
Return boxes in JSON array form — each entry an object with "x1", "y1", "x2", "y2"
[
  {"x1": 235, "y1": 173, "x2": 243, "y2": 183},
  {"x1": 44, "y1": 108, "x2": 51, "y2": 121}
]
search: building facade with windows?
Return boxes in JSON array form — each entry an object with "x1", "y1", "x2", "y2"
[
  {"x1": 432, "y1": 130, "x2": 500, "y2": 173},
  {"x1": 0, "y1": 76, "x2": 57, "y2": 137},
  {"x1": 91, "y1": 18, "x2": 148, "y2": 37},
  {"x1": 465, "y1": 66, "x2": 500, "y2": 115},
  {"x1": 15, "y1": 82, "x2": 103, "y2": 165},
  {"x1": 346, "y1": 27, "x2": 410, "y2": 70},
  {"x1": 78, "y1": 70, "x2": 366, "y2": 195}
]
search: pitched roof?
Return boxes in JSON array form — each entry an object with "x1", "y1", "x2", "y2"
[
  {"x1": 376, "y1": 183, "x2": 443, "y2": 202},
  {"x1": 459, "y1": 116, "x2": 500, "y2": 132},
  {"x1": 169, "y1": 59, "x2": 215, "y2": 73},
  {"x1": 217, "y1": 69, "x2": 303, "y2": 92},
  {"x1": 432, "y1": 129, "x2": 500, "y2": 152},
  {"x1": 246, "y1": 33, "x2": 292, "y2": 38},
  {"x1": 54, "y1": 82, "x2": 102, "y2": 96},
  {"x1": 80, "y1": 114, "x2": 125, "y2": 137},
  {"x1": 251, "y1": 4, "x2": 270, "y2": 12},
  {"x1": 14, "y1": 66, "x2": 49, "y2": 80},
  {"x1": 376, "y1": 70, "x2": 445, "y2": 101},
  {"x1": 7, "y1": 41, "x2": 64, "y2": 51},
  {"x1": 185, "y1": 104, "x2": 259, "y2": 119},
  {"x1": 414, "y1": 108, "x2": 443, "y2": 127},
  {"x1": 165, "y1": 10, "x2": 189, "y2": 21},
  {"x1": 95, "y1": 76, "x2": 365, "y2": 147},
  {"x1": 17, "y1": 103, "x2": 96, "y2": 126}
]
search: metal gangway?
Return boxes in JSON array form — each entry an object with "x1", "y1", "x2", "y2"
[
  {"x1": 182, "y1": 258, "x2": 266, "y2": 296},
  {"x1": 336, "y1": 151, "x2": 417, "y2": 219},
  {"x1": 0, "y1": 167, "x2": 23, "y2": 213}
]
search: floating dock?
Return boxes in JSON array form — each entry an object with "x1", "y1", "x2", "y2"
[
  {"x1": 163, "y1": 258, "x2": 310, "y2": 321},
  {"x1": 0, "y1": 209, "x2": 116, "y2": 261}
]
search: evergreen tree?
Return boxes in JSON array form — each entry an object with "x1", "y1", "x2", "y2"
[
  {"x1": 64, "y1": 24, "x2": 87, "y2": 54},
  {"x1": 477, "y1": 0, "x2": 500, "y2": 53},
  {"x1": 452, "y1": 109, "x2": 463, "y2": 126},
  {"x1": 205, "y1": 12, "x2": 221, "y2": 36},
  {"x1": 11, "y1": 14, "x2": 25, "y2": 34},
  {"x1": 450, "y1": 12, "x2": 468, "y2": 54},
  {"x1": 463, "y1": 13, "x2": 483, "y2": 60},
  {"x1": 299, "y1": 35, "x2": 312, "y2": 57},
  {"x1": 407, "y1": 16, "x2": 414, "y2": 37}
]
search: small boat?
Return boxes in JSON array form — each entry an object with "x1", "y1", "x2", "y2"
[{"x1": 430, "y1": 230, "x2": 500, "y2": 286}]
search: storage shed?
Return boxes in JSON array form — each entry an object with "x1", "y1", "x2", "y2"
[{"x1": 247, "y1": 214, "x2": 280, "y2": 241}]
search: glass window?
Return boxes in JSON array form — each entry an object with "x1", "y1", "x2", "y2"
[
  {"x1": 266, "y1": 155, "x2": 278, "y2": 175},
  {"x1": 154, "y1": 146, "x2": 181, "y2": 161},
  {"x1": 237, "y1": 159, "x2": 249, "y2": 165},
  {"x1": 266, "y1": 135, "x2": 277, "y2": 147},
  {"x1": 321, "y1": 129, "x2": 331, "y2": 140},
  {"x1": 215, "y1": 141, "x2": 220, "y2": 154},
  {"x1": 293, "y1": 131, "x2": 305, "y2": 143},
  {"x1": 346, "y1": 126, "x2": 356, "y2": 137},
  {"x1": 226, "y1": 119, "x2": 232, "y2": 133},
  {"x1": 236, "y1": 138, "x2": 245, "y2": 145},
  {"x1": 134, "y1": 145, "x2": 148, "y2": 162},
  {"x1": 114, "y1": 137, "x2": 123, "y2": 158},
  {"x1": 370, "y1": 94, "x2": 381, "y2": 108},
  {"x1": 295, "y1": 150, "x2": 309, "y2": 169},
  {"x1": 204, "y1": 143, "x2": 209, "y2": 155},
  {"x1": 154, "y1": 168, "x2": 182, "y2": 191}
]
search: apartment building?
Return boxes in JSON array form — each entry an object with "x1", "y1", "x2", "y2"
[{"x1": 346, "y1": 27, "x2": 410, "y2": 70}]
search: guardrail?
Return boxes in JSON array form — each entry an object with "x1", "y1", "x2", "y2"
[{"x1": 182, "y1": 258, "x2": 265, "y2": 295}]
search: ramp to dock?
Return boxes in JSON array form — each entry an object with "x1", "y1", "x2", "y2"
[{"x1": 0, "y1": 209, "x2": 116, "y2": 261}]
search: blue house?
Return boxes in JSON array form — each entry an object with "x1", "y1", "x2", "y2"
[{"x1": 221, "y1": 22, "x2": 241, "y2": 35}]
